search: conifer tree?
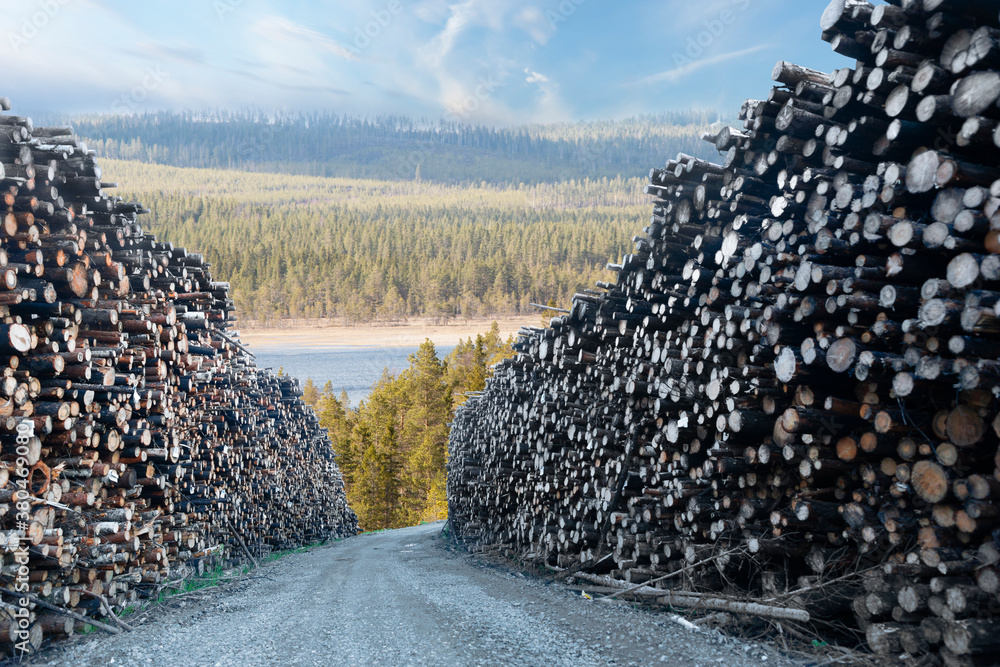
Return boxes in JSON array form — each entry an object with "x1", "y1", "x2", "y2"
[
  {"x1": 302, "y1": 378, "x2": 319, "y2": 406},
  {"x1": 307, "y1": 330, "x2": 513, "y2": 530}
]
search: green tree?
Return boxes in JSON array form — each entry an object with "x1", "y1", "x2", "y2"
[
  {"x1": 302, "y1": 378, "x2": 319, "y2": 406},
  {"x1": 316, "y1": 386, "x2": 356, "y2": 488},
  {"x1": 540, "y1": 297, "x2": 560, "y2": 326},
  {"x1": 349, "y1": 420, "x2": 402, "y2": 531},
  {"x1": 311, "y1": 328, "x2": 512, "y2": 531},
  {"x1": 445, "y1": 322, "x2": 516, "y2": 408}
]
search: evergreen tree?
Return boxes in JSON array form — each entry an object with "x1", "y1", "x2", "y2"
[
  {"x1": 540, "y1": 297, "x2": 560, "y2": 326},
  {"x1": 317, "y1": 387, "x2": 356, "y2": 488},
  {"x1": 445, "y1": 322, "x2": 516, "y2": 408},
  {"x1": 73, "y1": 109, "x2": 719, "y2": 185},
  {"x1": 302, "y1": 378, "x2": 319, "y2": 406},
  {"x1": 401, "y1": 342, "x2": 451, "y2": 502},
  {"x1": 110, "y1": 159, "x2": 642, "y2": 322},
  {"x1": 309, "y1": 328, "x2": 512, "y2": 531},
  {"x1": 349, "y1": 416, "x2": 404, "y2": 531}
]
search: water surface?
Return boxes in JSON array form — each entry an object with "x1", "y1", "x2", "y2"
[{"x1": 254, "y1": 345, "x2": 455, "y2": 408}]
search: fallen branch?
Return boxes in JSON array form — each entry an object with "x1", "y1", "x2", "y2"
[
  {"x1": 548, "y1": 552, "x2": 614, "y2": 580},
  {"x1": 530, "y1": 302, "x2": 571, "y2": 313},
  {"x1": 763, "y1": 564, "x2": 881, "y2": 604},
  {"x1": 210, "y1": 329, "x2": 255, "y2": 359},
  {"x1": 693, "y1": 612, "x2": 730, "y2": 626},
  {"x1": 99, "y1": 595, "x2": 133, "y2": 632},
  {"x1": 667, "y1": 614, "x2": 700, "y2": 632},
  {"x1": 227, "y1": 518, "x2": 259, "y2": 570},
  {"x1": 0, "y1": 589, "x2": 120, "y2": 635},
  {"x1": 572, "y1": 571, "x2": 669, "y2": 596},
  {"x1": 654, "y1": 591, "x2": 811, "y2": 623},
  {"x1": 571, "y1": 572, "x2": 810, "y2": 622},
  {"x1": 595, "y1": 547, "x2": 743, "y2": 601},
  {"x1": 72, "y1": 589, "x2": 133, "y2": 632}
]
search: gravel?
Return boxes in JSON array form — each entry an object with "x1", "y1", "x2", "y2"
[{"x1": 29, "y1": 522, "x2": 805, "y2": 666}]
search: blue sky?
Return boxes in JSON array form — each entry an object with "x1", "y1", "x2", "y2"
[{"x1": 2, "y1": 1, "x2": 861, "y2": 124}]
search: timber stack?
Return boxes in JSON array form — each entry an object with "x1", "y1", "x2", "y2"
[
  {"x1": 0, "y1": 101, "x2": 357, "y2": 652},
  {"x1": 448, "y1": 0, "x2": 1000, "y2": 662}
]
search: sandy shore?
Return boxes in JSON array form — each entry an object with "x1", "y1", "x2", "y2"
[{"x1": 234, "y1": 318, "x2": 531, "y2": 351}]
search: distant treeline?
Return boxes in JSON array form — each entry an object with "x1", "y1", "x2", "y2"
[
  {"x1": 74, "y1": 110, "x2": 721, "y2": 184},
  {"x1": 110, "y1": 160, "x2": 647, "y2": 322}
]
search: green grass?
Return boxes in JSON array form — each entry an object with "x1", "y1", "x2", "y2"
[
  {"x1": 174, "y1": 563, "x2": 240, "y2": 594},
  {"x1": 260, "y1": 542, "x2": 320, "y2": 564}
]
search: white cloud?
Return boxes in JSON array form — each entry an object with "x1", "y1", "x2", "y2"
[
  {"x1": 513, "y1": 7, "x2": 550, "y2": 44},
  {"x1": 422, "y1": 0, "x2": 480, "y2": 66},
  {"x1": 524, "y1": 68, "x2": 548, "y2": 83},
  {"x1": 414, "y1": 2, "x2": 526, "y2": 123},
  {"x1": 413, "y1": 0, "x2": 453, "y2": 23},
  {"x1": 421, "y1": 0, "x2": 511, "y2": 67},
  {"x1": 253, "y1": 16, "x2": 359, "y2": 62},
  {"x1": 3, "y1": 0, "x2": 714, "y2": 123},
  {"x1": 637, "y1": 44, "x2": 771, "y2": 86},
  {"x1": 0, "y1": 1, "x2": 184, "y2": 112}
]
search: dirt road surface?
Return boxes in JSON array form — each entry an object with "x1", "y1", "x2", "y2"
[{"x1": 32, "y1": 523, "x2": 801, "y2": 666}]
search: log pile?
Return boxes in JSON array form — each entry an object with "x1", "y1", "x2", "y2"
[
  {"x1": 0, "y1": 101, "x2": 357, "y2": 653},
  {"x1": 449, "y1": 0, "x2": 1000, "y2": 662}
]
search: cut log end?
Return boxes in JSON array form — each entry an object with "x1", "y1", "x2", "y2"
[
  {"x1": 913, "y1": 460, "x2": 949, "y2": 504},
  {"x1": 826, "y1": 337, "x2": 857, "y2": 373},
  {"x1": 906, "y1": 150, "x2": 941, "y2": 194}
]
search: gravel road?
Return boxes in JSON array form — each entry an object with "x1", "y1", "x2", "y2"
[{"x1": 32, "y1": 522, "x2": 802, "y2": 666}]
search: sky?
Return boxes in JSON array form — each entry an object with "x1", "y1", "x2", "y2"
[{"x1": 0, "y1": 0, "x2": 861, "y2": 125}]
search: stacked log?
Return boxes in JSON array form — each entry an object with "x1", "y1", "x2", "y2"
[
  {"x1": 448, "y1": 0, "x2": 1000, "y2": 662},
  {"x1": 0, "y1": 102, "x2": 357, "y2": 653}
]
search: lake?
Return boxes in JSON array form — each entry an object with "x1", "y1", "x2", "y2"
[{"x1": 253, "y1": 345, "x2": 455, "y2": 408}]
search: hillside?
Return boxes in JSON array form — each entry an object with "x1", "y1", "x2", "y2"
[
  {"x1": 104, "y1": 159, "x2": 646, "y2": 322},
  {"x1": 72, "y1": 111, "x2": 721, "y2": 184}
]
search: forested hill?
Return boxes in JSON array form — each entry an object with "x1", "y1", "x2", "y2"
[
  {"x1": 70, "y1": 111, "x2": 721, "y2": 184},
  {"x1": 108, "y1": 160, "x2": 646, "y2": 322}
]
